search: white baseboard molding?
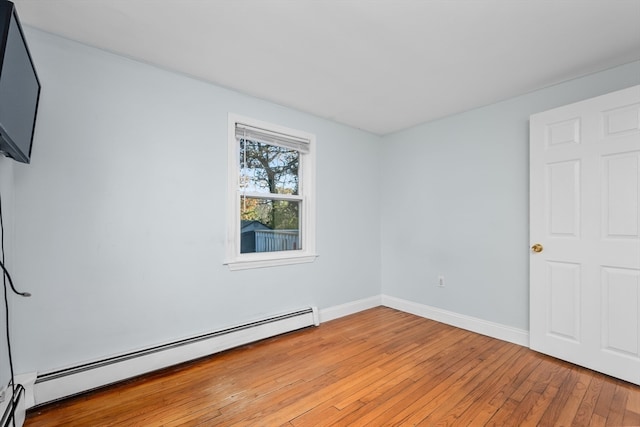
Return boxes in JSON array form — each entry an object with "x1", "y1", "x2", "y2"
[
  {"x1": 381, "y1": 294, "x2": 529, "y2": 347},
  {"x1": 13, "y1": 373, "x2": 36, "y2": 410},
  {"x1": 318, "y1": 295, "x2": 381, "y2": 323},
  {"x1": 0, "y1": 384, "x2": 25, "y2": 427},
  {"x1": 0, "y1": 384, "x2": 10, "y2": 426},
  {"x1": 21, "y1": 295, "x2": 528, "y2": 409},
  {"x1": 30, "y1": 307, "x2": 318, "y2": 408}
]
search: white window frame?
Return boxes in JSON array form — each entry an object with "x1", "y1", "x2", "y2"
[{"x1": 225, "y1": 113, "x2": 317, "y2": 270}]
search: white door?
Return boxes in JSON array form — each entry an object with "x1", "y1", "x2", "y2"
[{"x1": 530, "y1": 85, "x2": 640, "y2": 385}]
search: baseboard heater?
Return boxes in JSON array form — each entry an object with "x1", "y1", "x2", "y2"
[
  {"x1": 1, "y1": 385, "x2": 25, "y2": 427},
  {"x1": 32, "y1": 307, "x2": 319, "y2": 407}
]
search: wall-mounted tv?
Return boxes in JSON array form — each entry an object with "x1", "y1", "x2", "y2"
[{"x1": 0, "y1": 0, "x2": 40, "y2": 164}]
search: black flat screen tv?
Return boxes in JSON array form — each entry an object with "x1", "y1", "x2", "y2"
[{"x1": 0, "y1": 0, "x2": 40, "y2": 164}]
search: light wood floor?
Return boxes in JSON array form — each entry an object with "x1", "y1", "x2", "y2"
[{"x1": 26, "y1": 307, "x2": 640, "y2": 426}]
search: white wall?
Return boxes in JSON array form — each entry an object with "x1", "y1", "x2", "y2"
[
  {"x1": 380, "y1": 60, "x2": 640, "y2": 331},
  {"x1": 10, "y1": 28, "x2": 381, "y2": 374}
]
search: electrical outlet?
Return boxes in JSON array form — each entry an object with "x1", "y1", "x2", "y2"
[{"x1": 438, "y1": 275, "x2": 445, "y2": 287}]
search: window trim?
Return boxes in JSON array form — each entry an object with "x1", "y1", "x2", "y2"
[{"x1": 225, "y1": 113, "x2": 317, "y2": 270}]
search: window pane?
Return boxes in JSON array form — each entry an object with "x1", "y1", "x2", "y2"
[
  {"x1": 240, "y1": 197, "x2": 300, "y2": 253},
  {"x1": 239, "y1": 139, "x2": 299, "y2": 195}
]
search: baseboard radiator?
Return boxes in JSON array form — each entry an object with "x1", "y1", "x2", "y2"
[
  {"x1": 1, "y1": 385, "x2": 25, "y2": 427},
  {"x1": 32, "y1": 307, "x2": 319, "y2": 407}
]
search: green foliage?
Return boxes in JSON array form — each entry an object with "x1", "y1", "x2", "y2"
[
  {"x1": 240, "y1": 139, "x2": 300, "y2": 230},
  {"x1": 239, "y1": 139, "x2": 299, "y2": 195}
]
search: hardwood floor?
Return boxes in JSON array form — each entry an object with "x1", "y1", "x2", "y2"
[{"x1": 25, "y1": 307, "x2": 640, "y2": 426}]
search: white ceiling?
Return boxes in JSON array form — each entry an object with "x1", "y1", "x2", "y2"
[{"x1": 13, "y1": 0, "x2": 640, "y2": 135}]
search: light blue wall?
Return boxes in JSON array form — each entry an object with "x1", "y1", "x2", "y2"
[
  {"x1": 6, "y1": 26, "x2": 639, "y2": 377},
  {"x1": 380, "y1": 60, "x2": 640, "y2": 330},
  {"x1": 11, "y1": 28, "x2": 381, "y2": 373},
  {"x1": 0, "y1": 157, "x2": 14, "y2": 390}
]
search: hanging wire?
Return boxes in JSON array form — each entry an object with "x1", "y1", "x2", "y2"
[
  {"x1": 239, "y1": 128, "x2": 249, "y2": 213},
  {"x1": 0, "y1": 190, "x2": 31, "y2": 427}
]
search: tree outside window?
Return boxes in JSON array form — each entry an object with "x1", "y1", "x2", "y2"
[{"x1": 226, "y1": 115, "x2": 316, "y2": 269}]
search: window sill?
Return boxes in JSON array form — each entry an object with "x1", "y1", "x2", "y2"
[{"x1": 224, "y1": 253, "x2": 318, "y2": 271}]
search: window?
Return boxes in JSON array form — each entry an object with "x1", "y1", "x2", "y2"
[{"x1": 225, "y1": 114, "x2": 317, "y2": 270}]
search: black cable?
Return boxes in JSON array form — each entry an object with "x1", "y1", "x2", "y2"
[
  {"x1": 1, "y1": 278, "x2": 14, "y2": 427},
  {"x1": 0, "y1": 191, "x2": 16, "y2": 427},
  {"x1": 0, "y1": 195, "x2": 31, "y2": 297},
  {"x1": 0, "y1": 192, "x2": 30, "y2": 427},
  {"x1": 0, "y1": 260, "x2": 29, "y2": 299}
]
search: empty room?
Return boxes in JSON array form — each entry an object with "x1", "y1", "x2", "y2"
[{"x1": 0, "y1": 0, "x2": 639, "y2": 426}]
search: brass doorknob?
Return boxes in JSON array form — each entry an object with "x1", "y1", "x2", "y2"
[{"x1": 531, "y1": 243, "x2": 544, "y2": 253}]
